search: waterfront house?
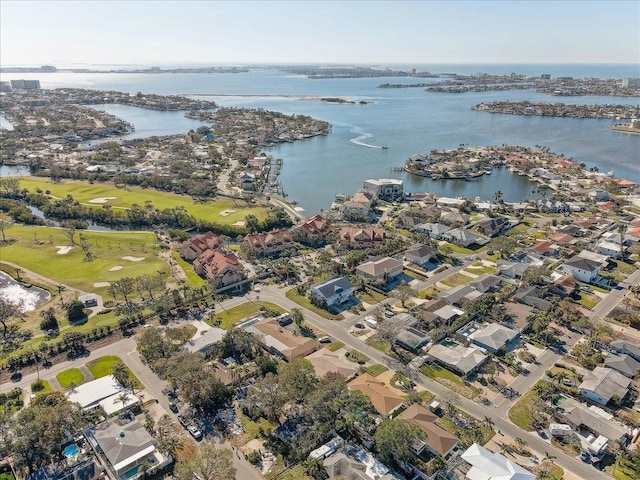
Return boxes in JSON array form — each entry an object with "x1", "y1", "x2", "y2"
[
  {"x1": 291, "y1": 214, "x2": 330, "y2": 246},
  {"x1": 309, "y1": 276, "x2": 357, "y2": 307},
  {"x1": 440, "y1": 210, "x2": 471, "y2": 226},
  {"x1": 579, "y1": 367, "x2": 631, "y2": 406},
  {"x1": 242, "y1": 229, "x2": 295, "y2": 257},
  {"x1": 340, "y1": 192, "x2": 373, "y2": 220},
  {"x1": 399, "y1": 403, "x2": 459, "y2": 458},
  {"x1": 355, "y1": 257, "x2": 404, "y2": 286},
  {"x1": 363, "y1": 178, "x2": 403, "y2": 201},
  {"x1": 404, "y1": 243, "x2": 438, "y2": 267},
  {"x1": 194, "y1": 250, "x2": 245, "y2": 291},
  {"x1": 338, "y1": 226, "x2": 386, "y2": 249}
]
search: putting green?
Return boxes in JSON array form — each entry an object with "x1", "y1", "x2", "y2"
[{"x1": 16, "y1": 177, "x2": 269, "y2": 224}]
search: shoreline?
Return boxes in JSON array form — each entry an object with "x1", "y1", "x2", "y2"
[{"x1": 608, "y1": 126, "x2": 640, "y2": 135}]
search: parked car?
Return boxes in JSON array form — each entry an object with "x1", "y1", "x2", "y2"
[
  {"x1": 187, "y1": 425, "x2": 202, "y2": 440},
  {"x1": 318, "y1": 336, "x2": 332, "y2": 343},
  {"x1": 169, "y1": 402, "x2": 179, "y2": 413}
]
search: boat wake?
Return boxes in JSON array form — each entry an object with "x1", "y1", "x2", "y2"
[{"x1": 350, "y1": 132, "x2": 384, "y2": 149}]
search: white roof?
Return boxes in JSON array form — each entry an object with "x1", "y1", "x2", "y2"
[
  {"x1": 99, "y1": 392, "x2": 140, "y2": 416},
  {"x1": 67, "y1": 375, "x2": 126, "y2": 409},
  {"x1": 461, "y1": 443, "x2": 535, "y2": 480}
]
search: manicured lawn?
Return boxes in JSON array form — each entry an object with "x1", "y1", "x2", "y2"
[
  {"x1": 86, "y1": 355, "x2": 142, "y2": 389},
  {"x1": 420, "y1": 364, "x2": 464, "y2": 387},
  {"x1": 16, "y1": 177, "x2": 270, "y2": 224},
  {"x1": 365, "y1": 335, "x2": 389, "y2": 353},
  {"x1": 239, "y1": 413, "x2": 275, "y2": 441},
  {"x1": 364, "y1": 364, "x2": 388, "y2": 377},
  {"x1": 441, "y1": 273, "x2": 473, "y2": 287},
  {"x1": 206, "y1": 301, "x2": 284, "y2": 330},
  {"x1": 31, "y1": 379, "x2": 52, "y2": 395},
  {"x1": 171, "y1": 251, "x2": 206, "y2": 288},
  {"x1": 324, "y1": 341, "x2": 344, "y2": 352},
  {"x1": 0, "y1": 224, "x2": 168, "y2": 293},
  {"x1": 285, "y1": 289, "x2": 344, "y2": 320},
  {"x1": 441, "y1": 242, "x2": 475, "y2": 254},
  {"x1": 56, "y1": 368, "x2": 85, "y2": 388},
  {"x1": 507, "y1": 390, "x2": 538, "y2": 431},
  {"x1": 464, "y1": 265, "x2": 497, "y2": 275}
]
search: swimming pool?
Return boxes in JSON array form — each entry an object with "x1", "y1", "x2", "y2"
[{"x1": 63, "y1": 444, "x2": 79, "y2": 457}]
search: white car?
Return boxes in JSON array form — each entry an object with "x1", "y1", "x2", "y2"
[
  {"x1": 187, "y1": 425, "x2": 202, "y2": 440},
  {"x1": 318, "y1": 336, "x2": 331, "y2": 343}
]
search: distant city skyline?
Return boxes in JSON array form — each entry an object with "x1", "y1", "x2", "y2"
[{"x1": 1, "y1": 0, "x2": 639, "y2": 66}]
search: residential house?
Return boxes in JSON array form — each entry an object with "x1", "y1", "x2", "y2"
[
  {"x1": 290, "y1": 215, "x2": 330, "y2": 246},
  {"x1": 348, "y1": 373, "x2": 404, "y2": 416},
  {"x1": 242, "y1": 229, "x2": 295, "y2": 257},
  {"x1": 363, "y1": 178, "x2": 403, "y2": 201},
  {"x1": 185, "y1": 328, "x2": 226, "y2": 354},
  {"x1": 557, "y1": 397, "x2": 631, "y2": 445},
  {"x1": 596, "y1": 240, "x2": 622, "y2": 259},
  {"x1": 323, "y1": 445, "x2": 400, "y2": 480},
  {"x1": 427, "y1": 342, "x2": 488, "y2": 377},
  {"x1": 396, "y1": 327, "x2": 430, "y2": 353},
  {"x1": 468, "y1": 274, "x2": 502, "y2": 293},
  {"x1": 414, "y1": 222, "x2": 452, "y2": 239},
  {"x1": 610, "y1": 340, "x2": 640, "y2": 362},
  {"x1": 86, "y1": 420, "x2": 170, "y2": 480},
  {"x1": 438, "y1": 284, "x2": 474, "y2": 306},
  {"x1": 341, "y1": 192, "x2": 373, "y2": 220},
  {"x1": 441, "y1": 228, "x2": 481, "y2": 247},
  {"x1": 399, "y1": 403, "x2": 459, "y2": 458},
  {"x1": 404, "y1": 244, "x2": 438, "y2": 267},
  {"x1": 309, "y1": 276, "x2": 357, "y2": 307},
  {"x1": 460, "y1": 322, "x2": 520, "y2": 354},
  {"x1": 238, "y1": 171, "x2": 256, "y2": 190},
  {"x1": 356, "y1": 257, "x2": 404, "y2": 286},
  {"x1": 562, "y1": 256, "x2": 602, "y2": 283},
  {"x1": 475, "y1": 217, "x2": 511, "y2": 237},
  {"x1": 551, "y1": 274, "x2": 578, "y2": 297},
  {"x1": 433, "y1": 304, "x2": 465, "y2": 326},
  {"x1": 195, "y1": 250, "x2": 245, "y2": 290},
  {"x1": 460, "y1": 443, "x2": 535, "y2": 480},
  {"x1": 306, "y1": 348, "x2": 358, "y2": 380},
  {"x1": 78, "y1": 293, "x2": 98, "y2": 308},
  {"x1": 579, "y1": 367, "x2": 631, "y2": 406},
  {"x1": 549, "y1": 232, "x2": 576, "y2": 246},
  {"x1": 248, "y1": 318, "x2": 317, "y2": 362},
  {"x1": 179, "y1": 232, "x2": 222, "y2": 261},
  {"x1": 68, "y1": 376, "x2": 139, "y2": 416},
  {"x1": 511, "y1": 286, "x2": 552, "y2": 312},
  {"x1": 338, "y1": 226, "x2": 386, "y2": 249},
  {"x1": 440, "y1": 211, "x2": 471, "y2": 226},
  {"x1": 497, "y1": 261, "x2": 531, "y2": 279},
  {"x1": 529, "y1": 240, "x2": 559, "y2": 257},
  {"x1": 604, "y1": 354, "x2": 640, "y2": 378}
]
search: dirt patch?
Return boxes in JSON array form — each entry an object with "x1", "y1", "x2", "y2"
[
  {"x1": 108, "y1": 265, "x2": 123, "y2": 271},
  {"x1": 121, "y1": 256, "x2": 145, "y2": 262},
  {"x1": 88, "y1": 197, "x2": 116, "y2": 204},
  {"x1": 56, "y1": 246, "x2": 74, "y2": 255}
]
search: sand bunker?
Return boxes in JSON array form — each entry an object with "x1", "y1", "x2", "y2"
[
  {"x1": 56, "y1": 246, "x2": 74, "y2": 255},
  {"x1": 219, "y1": 209, "x2": 237, "y2": 217},
  {"x1": 232, "y1": 221, "x2": 246, "y2": 227},
  {"x1": 108, "y1": 265, "x2": 123, "y2": 271},
  {"x1": 122, "y1": 256, "x2": 145, "y2": 262},
  {"x1": 88, "y1": 197, "x2": 116, "y2": 204},
  {"x1": 93, "y1": 282, "x2": 111, "y2": 288}
]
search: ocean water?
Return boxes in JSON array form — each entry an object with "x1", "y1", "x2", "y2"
[{"x1": 1, "y1": 65, "x2": 638, "y2": 214}]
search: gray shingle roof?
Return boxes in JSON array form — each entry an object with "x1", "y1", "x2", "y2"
[{"x1": 312, "y1": 277, "x2": 355, "y2": 299}]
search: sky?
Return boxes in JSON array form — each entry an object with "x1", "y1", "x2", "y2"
[{"x1": 1, "y1": 0, "x2": 639, "y2": 66}]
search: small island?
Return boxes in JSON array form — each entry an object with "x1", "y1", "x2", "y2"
[{"x1": 471, "y1": 101, "x2": 640, "y2": 120}]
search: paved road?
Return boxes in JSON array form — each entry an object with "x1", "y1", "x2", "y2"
[{"x1": 253, "y1": 285, "x2": 607, "y2": 480}]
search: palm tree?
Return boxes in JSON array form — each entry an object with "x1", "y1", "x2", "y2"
[
  {"x1": 117, "y1": 392, "x2": 131, "y2": 414},
  {"x1": 304, "y1": 457, "x2": 327, "y2": 480},
  {"x1": 483, "y1": 416, "x2": 495, "y2": 431},
  {"x1": 515, "y1": 437, "x2": 527, "y2": 452},
  {"x1": 57, "y1": 284, "x2": 66, "y2": 306},
  {"x1": 542, "y1": 451, "x2": 557, "y2": 472}
]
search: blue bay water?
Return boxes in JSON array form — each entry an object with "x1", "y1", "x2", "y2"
[{"x1": 1, "y1": 65, "x2": 638, "y2": 214}]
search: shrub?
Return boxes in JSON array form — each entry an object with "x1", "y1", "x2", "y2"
[{"x1": 247, "y1": 450, "x2": 262, "y2": 465}]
